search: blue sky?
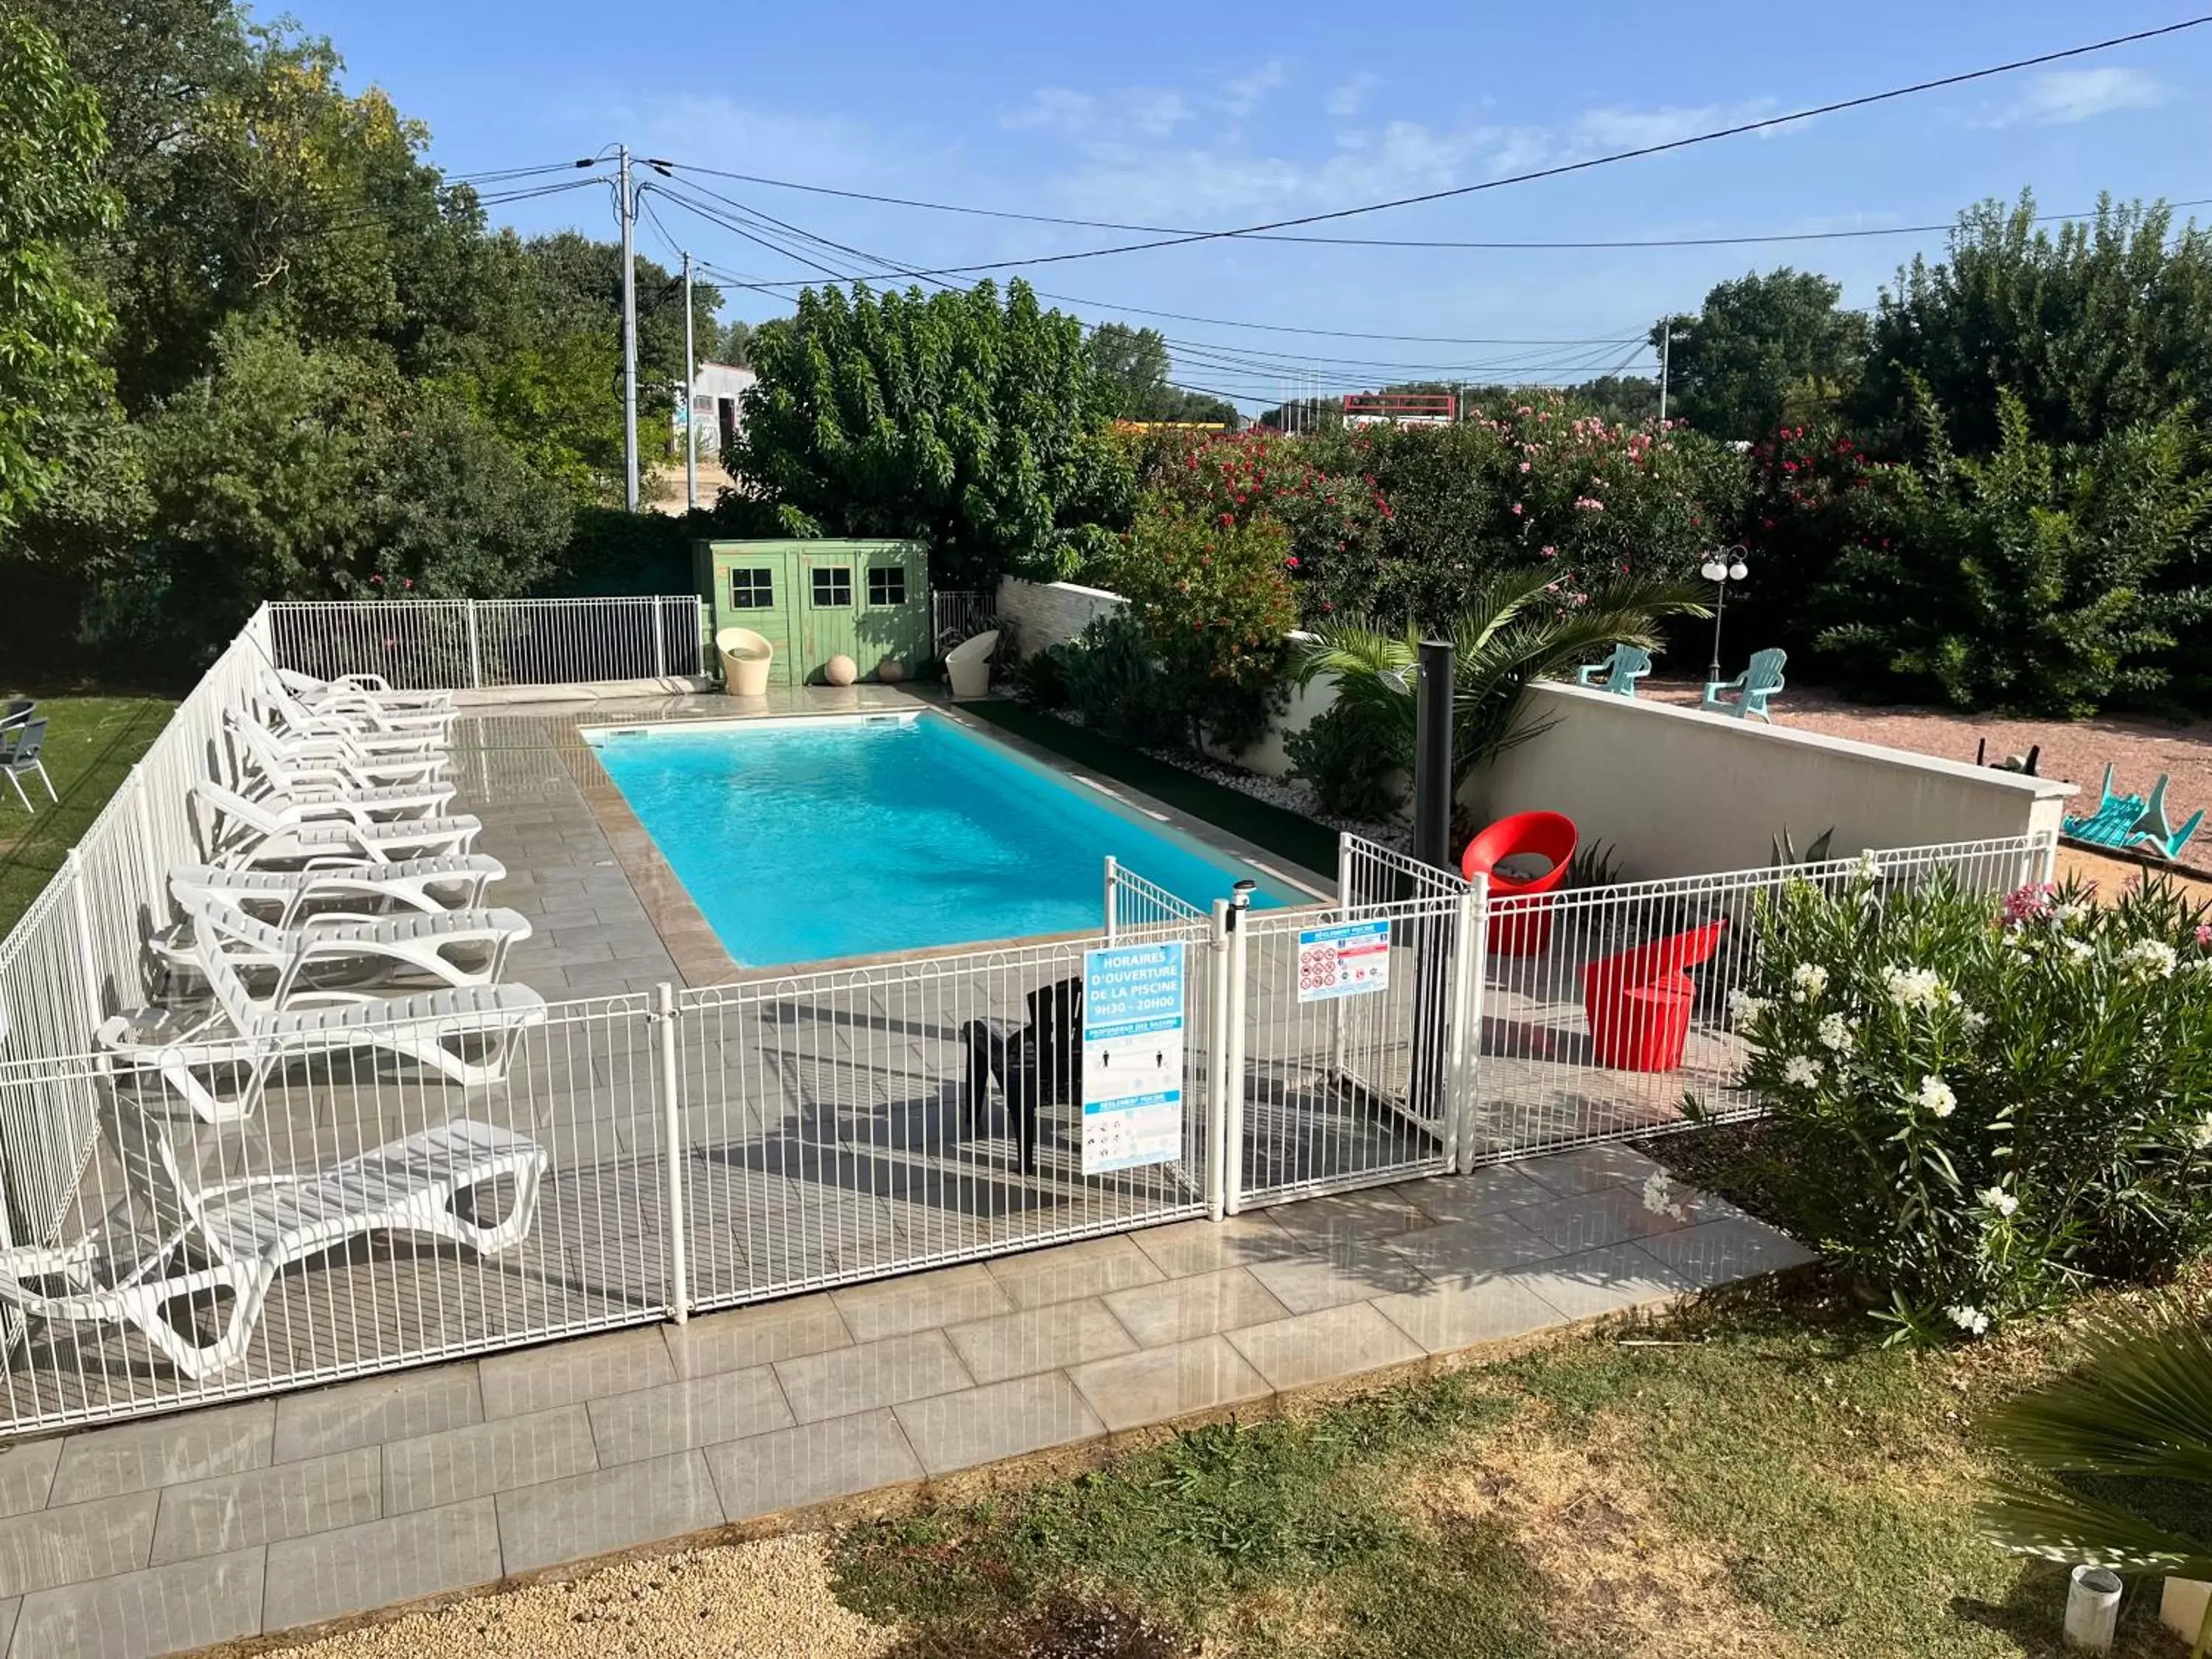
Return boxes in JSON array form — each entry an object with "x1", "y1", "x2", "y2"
[{"x1": 294, "y1": 0, "x2": 2212, "y2": 409}]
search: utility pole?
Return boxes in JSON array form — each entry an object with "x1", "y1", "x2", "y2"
[
  {"x1": 682, "y1": 250, "x2": 698, "y2": 513},
  {"x1": 1658, "y1": 316, "x2": 1673, "y2": 427},
  {"x1": 619, "y1": 144, "x2": 639, "y2": 512}
]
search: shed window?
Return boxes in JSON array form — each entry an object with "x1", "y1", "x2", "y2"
[
  {"x1": 810, "y1": 566, "x2": 853, "y2": 608},
  {"x1": 728, "y1": 568, "x2": 773, "y2": 610},
  {"x1": 866, "y1": 566, "x2": 908, "y2": 607}
]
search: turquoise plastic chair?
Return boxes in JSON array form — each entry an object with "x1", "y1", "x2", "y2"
[
  {"x1": 2129, "y1": 774, "x2": 2204, "y2": 862},
  {"x1": 1574, "y1": 644, "x2": 1652, "y2": 697},
  {"x1": 2062, "y1": 765, "x2": 2148, "y2": 849},
  {"x1": 1702, "y1": 648, "x2": 1787, "y2": 723}
]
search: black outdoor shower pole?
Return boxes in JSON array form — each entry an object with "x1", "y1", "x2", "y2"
[{"x1": 1412, "y1": 639, "x2": 1455, "y2": 872}]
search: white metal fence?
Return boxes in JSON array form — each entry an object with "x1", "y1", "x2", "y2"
[
  {"x1": 266, "y1": 597, "x2": 708, "y2": 691},
  {"x1": 931, "y1": 591, "x2": 992, "y2": 650}
]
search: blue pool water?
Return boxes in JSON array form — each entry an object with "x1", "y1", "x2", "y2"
[{"x1": 588, "y1": 713, "x2": 1304, "y2": 967}]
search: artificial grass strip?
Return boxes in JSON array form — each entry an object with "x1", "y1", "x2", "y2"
[{"x1": 959, "y1": 700, "x2": 1339, "y2": 879}]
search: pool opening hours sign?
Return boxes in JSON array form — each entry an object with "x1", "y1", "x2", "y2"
[
  {"x1": 1296, "y1": 919, "x2": 1392, "y2": 1002},
  {"x1": 1079, "y1": 941, "x2": 1186, "y2": 1175}
]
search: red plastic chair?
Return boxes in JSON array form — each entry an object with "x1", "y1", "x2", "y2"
[
  {"x1": 1582, "y1": 919, "x2": 1729, "y2": 1072},
  {"x1": 1460, "y1": 811, "x2": 1578, "y2": 956}
]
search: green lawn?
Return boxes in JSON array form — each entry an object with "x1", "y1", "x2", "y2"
[
  {"x1": 832, "y1": 1265, "x2": 2193, "y2": 1659},
  {"x1": 959, "y1": 700, "x2": 1341, "y2": 879},
  {"x1": 0, "y1": 697, "x2": 177, "y2": 937}
]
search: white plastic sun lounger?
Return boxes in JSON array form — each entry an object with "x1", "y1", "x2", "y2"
[
  {"x1": 274, "y1": 667, "x2": 454, "y2": 713},
  {"x1": 235, "y1": 766, "x2": 458, "y2": 823},
  {"x1": 100, "y1": 905, "x2": 546, "y2": 1121},
  {"x1": 168, "y1": 855, "x2": 506, "y2": 926},
  {"x1": 194, "y1": 780, "x2": 480, "y2": 867},
  {"x1": 0, "y1": 1098, "x2": 546, "y2": 1378},
  {"x1": 254, "y1": 669, "x2": 455, "y2": 748},
  {"x1": 148, "y1": 904, "x2": 534, "y2": 998},
  {"x1": 226, "y1": 708, "x2": 451, "y2": 790}
]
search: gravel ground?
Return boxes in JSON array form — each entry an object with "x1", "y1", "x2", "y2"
[
  {"x1": 253, "y1": 1534, "x2": 898, "y2": 1659},
  {"x1": 1644, "y1": 679, "x2": 2212, "y2": 874}
]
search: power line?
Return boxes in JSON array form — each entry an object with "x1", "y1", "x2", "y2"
[{"x1": 673, "y1": 18, "x2": 2212, "y2": 279}]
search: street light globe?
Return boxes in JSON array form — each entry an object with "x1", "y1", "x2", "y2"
[
  {"x1": 1728, "y1": 560, "x2": 1749, "y2": 581},
  {"x1": 1700, "y1": 560, "x2": 1727, "y2": 582}
]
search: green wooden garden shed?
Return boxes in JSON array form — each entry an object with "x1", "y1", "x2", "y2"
[{"x1": 692, "y1": 538, "x2": 933, "y2": 687}]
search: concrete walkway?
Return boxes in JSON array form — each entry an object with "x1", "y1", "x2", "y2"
[{"x1": 0, "y1": 1144, "x2": 1810, "y2": 1658}]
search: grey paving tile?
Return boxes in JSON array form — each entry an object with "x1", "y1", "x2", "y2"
[
  {"x1": 1393, "y1": 1164, "x2": 1556, "y2": 1222},
  {"x1": 0, "y1": 1599, "x2": 14, "y2": 1655},
  {"x1": 1265, "y1": 1189, "x2": 1431, "y2": 1248},
  {"x1": 271, "y1": 1366, "x2": 484, "y2": 1464},
  {"x1": 703, "y1": 1411, "x2": 923, "y2": 1522},
  {"x1": 0, "y1": 1492, "x2": 157, "y2": 1596},
  {"x1": 894, "y1": 1373, "x2": 1105, "y2": 1477},
  {"x1": 1517, "y1": 1144, "x2": 1663, "y2": 1197},
  {"x1": 1105, "y1": 1267, "x2": 1293, "y2": 1348},
  {"x1": 661, "y1": 1295, "x2": 851, "y2": 1377},
  {"x1": 945, "y1": 1299, "x2": 1137, "y2": 1384},
  {"x1": 1129, "y1": 1214, "x2": 1302, "y2": 1279},
  {"x1": 832, "y1": 1263, "x2": 1015, "y2": 1343},
  {"x1": 263, "y1": 1499, "x2": 502, "y2": 1632},
  {"x1": 1506, "y1": 1186, "x2": 1695, "y2": 1253},
  {"x1": 586, "y1": 1368, "x2": 793, "y2": 1465},
  {"x1": 49, "y1": 1402, "x2": 274, "y2": 1505},
  {"x1": 150, "y1": 1447, "x2": 381, "y2": 1565},
  {"x1": 1385, "y1": 1215, "x2": 1561, "y2": 1286},
  {"x1": 477, "y1": 1327, "x2": 676, "y2": 1419},
  {"x1": 1225, "y1": 1302, "x2": 1426, "y2": 1393},
  {"x1": 1247, "y1": 1240, "x2": 1432, "y2": 1314},
  {"x1": 1509, "y1": 1242, "x2": 1691, "y2": 1320},
  {"x1": 1068, "y1": 1337, "x2": 1272, "y2": 1433},
  {"x1": 1371, "y1": 1274, "x2": 1570, "y2": 1355},
  {"x1": 773, "y1": 1331, "x2": 973, "y2": 1425},
  {"x1": 383, "y1": 1404, "x2": 601, "y2": 1515},
  {"x1": 12, "y1": 1547, "x2": 262, "y2": 1659},
  {"x1": 1635, "y1": 1218, "x2": 1818, "y2": 1290},
  {"x1": 0, "y1": 1440, "x2": 58, "y2": 1519},
  {"x1": 495, "y1": 1450, "x2": 724, "y2": 1576},
  {"x1": 986, "y1": 1235, "x2": 1166, "y2": 1308}
]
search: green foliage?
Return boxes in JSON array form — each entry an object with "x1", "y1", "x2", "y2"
[
  {"x1": 1654, "y1": 268, "x2": 1868, "y2": 441},
  {"x1": 1861, "y1": 192, "x2": 2212, "y2": 452},
  {"x1": 1086, "y1": 321, "x2": 1234, "y2": 424},
  {"x1": 1012, "y1": 644, "x2": 1070, "y2": 710},
  {"x1": 1060, "y1": 613, "x2": 1192, "y2": 754},
  {"x1": 1770, "y1": 826, "x2": 1836, "y2": 867},
  {"x1": 1290, "y1": 565, "x2": 1710, "y2": 789},
  {"x1": 0, "y1": 15, "x2": 122, "y2": 540},
  {"x1": 1815, "y1": 383, "x2": 2212, "y2": 716},
  {"x1": 374, "y1": 394, "x2": 573, "y2": 597},
  {"x1": 1733, "y1": 868, "x2": 2212, "y2": 1341},
  {"x1": 1284, "y1": 701, "x2": 1402, "y2": 820},
  {"x1": 734, "y1": 279, "x2": 1130, "y2": 588}
]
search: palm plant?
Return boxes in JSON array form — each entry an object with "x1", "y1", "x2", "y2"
[
  {"x1": 1978, "y1": 1299, "x2": 2212, "y2": 1655},
  {"x1": 1290, "y1": 565, "x2": 1710, "y2": 788}
]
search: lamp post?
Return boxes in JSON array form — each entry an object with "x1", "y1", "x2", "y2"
[{"x1": 1700, "y1": 546, "x2": 1749, "y2": 684}]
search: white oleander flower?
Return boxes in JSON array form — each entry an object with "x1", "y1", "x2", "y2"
[
  {"x1": 1883, "y1": 964, "x2": 1945, "y2": 1011},
  {"x1": 2062, "y1": 938, "x2": 2096, "y2": 963},
  {"x1": 1782, "y1": 1055, "x2": 1822, "y2": 1088},
  {"x1": 1959, "y1": 1006, "x2": 1989, "y2": 1034},
  {"x1": 1728, "y1": 990, "x2": 1770, "y2": 1024},
  {"x1": 2051, "y1": 901, "x2": 2089, "y2": 928},
  {"x1": 1641, "y1": 1172, "x2": 1686, "y2": 1220},
  {"x1": 1817, "y1": 1012, "x2": 1854, "y2": 1052},
  {"x1": 1790, "y1": 961, "x2": 1830, "y2": 1002},
  {"x1": 2188, "y1": 1114, "x2": 2212, "y2": 1151},
  {"x1": 1946, "y1": 1304, "x2": 1992, "y2": 1337},
  {"x1": 1978, "y1": 1185, "x2": 2018, "y2": 1217},
  {"x1": 1915, "y1": 1074, "x2": 1957, "y2": 1118},
  {"x1": 2123, "y1": 939, "x2": 2178, "y2": 981},
  {"x1": 1855, "y1": 850, "x2": 1885, "y2": 881}
]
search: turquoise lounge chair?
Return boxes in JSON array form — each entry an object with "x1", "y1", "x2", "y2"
[
  {"x1": 2129, "y1": 773, "x2": 2204, "y2": 862},
  {"x1": 1574, "y1": 644, "x2": 1652, "y2": 697},
  {"x1": 2062, "y1": 765, "x2": 2148, "y2": 849},
  {"x1": 1702, "y1": 648, "x2": 1787, "y2": 723}
]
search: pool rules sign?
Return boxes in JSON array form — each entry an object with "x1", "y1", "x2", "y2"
[
  {"x1": 1296, "y1": 919, "x2": 1391, "y2": 1002},
  {"x1": 1079, "y1": 941, "x2": 1186, "y2": 1175}
]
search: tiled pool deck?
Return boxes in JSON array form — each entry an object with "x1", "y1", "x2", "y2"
[{"x1": 0, "y1": 1143, "x2": 1811, "y2": 1658}]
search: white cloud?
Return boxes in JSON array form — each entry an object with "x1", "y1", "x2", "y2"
[
  {"x1": 1988, "y1": 66, "x2": 2169, "y2": 127},
  {"x1": 1326, "y1": 73, "x2": 1381, "y2": 118},
  {"x1": 1004, "y1": 85, "x2": 1191, "y2": 139},
  {"x1": 1221, "y1": 59, "x2": 1289, "y2": 117}
]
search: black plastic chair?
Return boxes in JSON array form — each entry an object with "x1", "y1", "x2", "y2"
[{"x1": 959, "y1": 977, "x2": 1084, "y2": 1173}]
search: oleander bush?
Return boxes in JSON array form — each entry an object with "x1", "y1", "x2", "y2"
[{"x1": 1728, "y1": 864, "x2": 2212, "y2": 1342}]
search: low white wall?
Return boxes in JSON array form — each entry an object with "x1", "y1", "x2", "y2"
[
  {"x1": 995, "y1": 577, "x2": 1126, "y2": 656},
  {"x1": 1470, "y1": 681, "x2": 2075, "y2": 879},
  {"x1": 1201, "y1": 658, "x2": 1337, "y2": 779}
]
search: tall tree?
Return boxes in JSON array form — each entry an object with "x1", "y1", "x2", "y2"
[
  {"x1": 735, "y1": 280, "x2": 1132, "y2": 586},
  {"x1": 0, "y1": 14, "x2": 123, "y2": 539},
  {"x1": 1086, "y1": 321, "x2": 1234, "y2": 424},
  {"x1": 1859, "y1": 191, "x2": 2212, "y2": 452},
  {"x1": 1655, "y1": 268, "x2": 1868, "y2": 440}
]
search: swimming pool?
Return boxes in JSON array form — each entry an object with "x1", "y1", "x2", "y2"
[{"x1": 585, "y1": 712, "x2": 1310, "y2": 967}]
